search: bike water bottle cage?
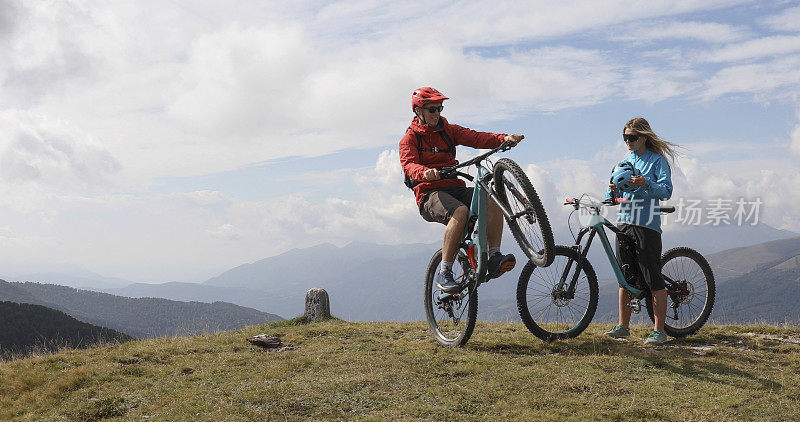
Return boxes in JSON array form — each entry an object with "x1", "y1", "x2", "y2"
[
  {"x1": 610, "y1": 161, "x2": 640, "y2": 193},
  {"x1": 403, "y1": 131, "x2": 457, "y2": 189}
]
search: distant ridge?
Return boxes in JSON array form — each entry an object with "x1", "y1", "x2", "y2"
[
  {"x1": 707, "y1": 236, "x2": 800, "y2": 280},
  {"x1": 1, "y1": 281, "x2": 283, "y2": 338}
]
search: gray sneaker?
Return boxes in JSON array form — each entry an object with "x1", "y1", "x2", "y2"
[
  {"x1": 604, "y1": 324, "x2": 630, "y2": 338},
  {"x1": 436, "y1": 269, "x2": 462, "y2": 293},
  {"x1": 645, "y1": 329, "x2": 668, "y2": 345}
]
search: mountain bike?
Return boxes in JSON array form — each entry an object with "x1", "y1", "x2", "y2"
[
  {"x1": 516, "y1": 195, "x2": 715, "y2": 342},
  {"x1": 424, "y1": 142, "x2": 555, "y2": 347}
]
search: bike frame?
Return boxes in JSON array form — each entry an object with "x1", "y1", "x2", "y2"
[
  {"x1": 559, "y1": 201, "x2": 689, "y2": 299},
  {"x1": 437, "y1": 145, "x2": 519, "y2": 300}
]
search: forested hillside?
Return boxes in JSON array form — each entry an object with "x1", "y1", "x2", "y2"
[{"x1": 0, "y1": 301, "x2": 132, "y2": 359}]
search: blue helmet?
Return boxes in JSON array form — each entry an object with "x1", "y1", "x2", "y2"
[{"x1": 610, "y1": 161, "x2": 640, "y2": 193}]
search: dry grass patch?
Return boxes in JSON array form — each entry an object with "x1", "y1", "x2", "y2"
[{"x1": 0, "y1": 320, "x2": 798, "y2": 420}]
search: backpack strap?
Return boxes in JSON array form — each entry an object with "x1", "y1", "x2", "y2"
[
  {"x1": 404, "y1": 129, "x2": 457, "y2": 189},
  {"x1": 415, "y1": 130, "x2": 455, "y2": 156}
]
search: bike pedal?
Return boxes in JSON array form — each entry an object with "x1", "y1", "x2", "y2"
[{"x1": 501, "y1": 261, "x2": 516, "y2": 271}]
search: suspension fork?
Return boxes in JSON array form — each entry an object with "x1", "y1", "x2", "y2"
[{"x1": 476, "y1": 168, "x2": 522, "y2": 223}]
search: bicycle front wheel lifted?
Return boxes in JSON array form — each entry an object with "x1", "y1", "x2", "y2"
[
  {"x1": 645, "y1": 247, "x2": 715, "y2": 338},
  {"x1": 493, "y1": 158, "x2": 555, "y2": 267},
  {"x1": 424, "y1": 249, "x2": 478, "y2": 347},
  {"x1": 516, "y1": 245, "x2": 598, "y2": 342}
]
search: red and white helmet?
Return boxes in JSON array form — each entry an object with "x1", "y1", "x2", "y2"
[{"x1": 412, "y1": 87, "x2": 449, "y2": 110}]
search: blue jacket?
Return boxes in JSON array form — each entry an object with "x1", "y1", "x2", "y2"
[{"x1": 605, "y1": 149, "x2": 673, "y2": 233}]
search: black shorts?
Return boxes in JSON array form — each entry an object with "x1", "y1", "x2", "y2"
[
  {"x1": 419, "y1": 186, "x2": 474, "y2": 225},
  {"x1": 615, "y1": 223, "x2": 665, "y2": 292}
]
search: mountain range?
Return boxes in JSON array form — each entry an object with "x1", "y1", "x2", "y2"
[
  {"x1": 3, "y1": 221, "x2": 798, "y2": 326},
  {"x1": 0, "y1": 280, "x2": 283, "y2": 338},
  {"x1": 106, "y1": 235, "x2": 800, "y2": 325}
]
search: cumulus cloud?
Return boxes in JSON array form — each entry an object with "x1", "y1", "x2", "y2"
[
  {"x1": 0, "y1": 111, "x2": 121, "y2": 190},
  {"x1": 0, "y1": 1, "x2": 126, "y2": 101},
  {"x1": 168, "y1": 23, "x2": 314, "y2": 139},
  {"x1": 3, "y1": 1, "x2": 800, "y2": 282}
]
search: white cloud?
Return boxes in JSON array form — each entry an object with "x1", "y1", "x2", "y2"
[
  {"x1": 611, "y1": 21, "x2": 751, "y2": 44},
  {"x1": 0, "y1": 110, "x2": 121, "y2": 191},
  {"x1": 170, "y1": 190, "x2": 228, "y2": 206},
  {"x1": 0, "y1": 0, "x2": 127, "y2": 102},
  {"x1": 791, "y1": 110, "x2": 800, "y2": 156},
  {"x1": 397, "y1": 0, "x2": 754, "y2": 47},
  {"x1": 624, "y1": 67, "x2": 702, "y2": 102},
  {"x1": 760, "y1": 6, "x2": 800, "y2": 32},
  {"x1": 702, "y1": 34, "x2": 800, "y2": 62},
  {"x1": 701, "y1": 54, "x2": 800, "y2": 100},
  {"x1": 208, "y1": 223, "x2": 240, "y2": 240},
  {"x1": 167, "y1": 23, "x2": 314, "y2": 140},
  {"x1": 3, "y1": 1, "x2": 800, "y2": 282}
]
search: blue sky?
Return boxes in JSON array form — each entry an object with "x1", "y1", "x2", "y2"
[{"x1": 1, "y1": 1, "x2": 799, "y2": 282}]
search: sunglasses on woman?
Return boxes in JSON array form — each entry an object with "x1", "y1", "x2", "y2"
[
  {"x1": 423, "y1": 105, "x2": 444, "y2": 113},
  {"x1": 623, "y1": 134, "x2": 640, "y2": 143}
]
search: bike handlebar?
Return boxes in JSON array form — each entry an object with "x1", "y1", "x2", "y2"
[
  {"x1": 438, "y1": 141, "x2": 514, "y2": 179},
  {"x1": 564, "y1": 196, "x2": 675, "y2": 213}
]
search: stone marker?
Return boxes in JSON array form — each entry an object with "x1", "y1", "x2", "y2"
[{"x1": 305, "y1": 288, "x2": 331, "y2": 322}]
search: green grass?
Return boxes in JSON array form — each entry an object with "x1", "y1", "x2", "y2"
[{"x1": 2, "y1": 321, "x2": 799, "y2": 421}]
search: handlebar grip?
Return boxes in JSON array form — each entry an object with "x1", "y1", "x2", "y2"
[
  {"x1": 438, "y1": 167, "x2": 454, "y2": 177},
  {"x1": 658, "y1": 206, "x2": 676, "y2": 214},
  {"x1": 564, "y1": 198, "x2": 576, "y2": 204}
]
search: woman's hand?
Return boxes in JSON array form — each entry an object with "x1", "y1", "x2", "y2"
[
  {"x1": 630, "y1": 175, "x2": 646, "y2": 187},
  {"x1": 504, "y1": 134, "x2": 524, "y2": 146},
  {"x1": 423, "y1": 168, "x2": 440, "y2": 181}
]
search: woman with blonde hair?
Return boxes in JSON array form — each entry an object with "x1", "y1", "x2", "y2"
[{"x1": 604, "y1": 117, "x2": 678, "y2": 344}]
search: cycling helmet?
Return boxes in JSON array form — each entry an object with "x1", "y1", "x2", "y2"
[
  {"x1": 610, "y1": 161, "x2": 640, "y2": 193},
  {"x1": 412, "y1": 87, "x2": 449, "y2": 110}
]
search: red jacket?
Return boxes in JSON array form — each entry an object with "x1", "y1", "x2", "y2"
[{"x1": 399, "y1": 116, "x2": 506, "y2": 208}]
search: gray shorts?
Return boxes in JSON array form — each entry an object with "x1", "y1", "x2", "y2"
[{"x1": 420, "y1": 187, "x2": 474, "y2": 225}]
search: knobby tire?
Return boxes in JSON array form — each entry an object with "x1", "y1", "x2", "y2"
[
  {"x1": 493, "y1": 158, "x2": 555, "y2": 267},
  {"x1": 645, "y1": 247, "x2": 715, "y2": 338},
  {"x1": 516, "y1": 245, "x2": 599, "y2": 342},
  {"x1": 424, "y1": 249, "x2": 478, "y2": 347}
]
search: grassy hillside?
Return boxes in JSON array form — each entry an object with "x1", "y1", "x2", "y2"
[
  {"x1": 2, "y1": 320, "x2": 799, "y2": 421},
  {"x1": 707, "y1": 235, "x2": 800, "y2": 280}
]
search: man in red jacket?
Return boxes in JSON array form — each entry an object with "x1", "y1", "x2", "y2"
[{"x1": 399, "y1": 87, "x2": 523, "y2": 292}]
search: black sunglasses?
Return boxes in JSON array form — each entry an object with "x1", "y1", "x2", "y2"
[
  {"x1": 623, "y1": 134, "x2": 640, "y2": 143},
  {"x1": 422, "y1": 105, "x2": 443, "y2": 113}
]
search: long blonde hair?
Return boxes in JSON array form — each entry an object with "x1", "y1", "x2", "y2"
[{"x1": 624, "y1": 117, "x2": 682, "y2": 165}]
